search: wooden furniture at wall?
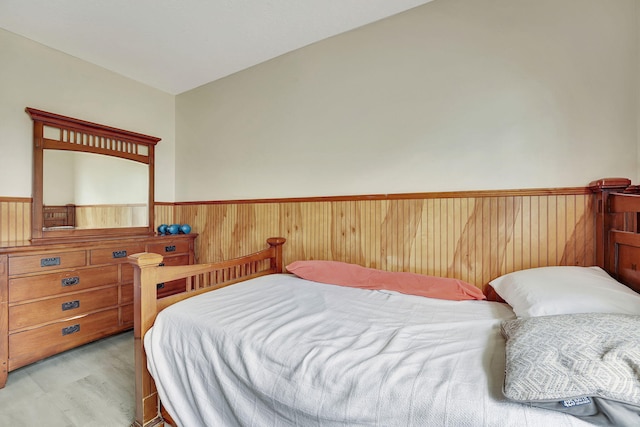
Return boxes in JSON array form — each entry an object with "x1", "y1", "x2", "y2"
[
  {"x1": 43, "y1": 204, "x2": 76, "y2": 228},
  {"x1": 0, "y1": 233, "x2": 196, "y2": 389},
  {"x1": 590, "y1": 177, "x2": 640, "y2": 292},
  {"x1": 27, "y1": 107, "x2": 159, "y2": 244}
]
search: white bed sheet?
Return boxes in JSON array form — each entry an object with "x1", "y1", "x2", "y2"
[{"x1": 144, "y1": 274, "x2": 593, "y2": 427}]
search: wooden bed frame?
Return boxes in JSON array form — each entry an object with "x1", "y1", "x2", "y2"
[
  {"x1": 128, "y1": 178, "x2": 640, "y2": 427},
  {"x1": 129, "y1": 237, "x2": 286, "y2": 426},
  {"x1": 591, "y1": 177, "x2": 640, "y2": 294}
]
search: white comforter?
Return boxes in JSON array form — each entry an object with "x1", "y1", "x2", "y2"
[{"x1": 145, "y1": 274, "x2": 593, "y2": 427}]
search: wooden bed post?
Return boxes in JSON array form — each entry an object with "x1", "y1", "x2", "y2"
[
  {"x1": 589, "y1": 178, "x2": 631, "y2": 271},
  {"x1": 129, "y1": 252, "x2": 164, "y2": 427},
  {"x1": 267, "y1": 237, "x2": 286, "y2": 273}
]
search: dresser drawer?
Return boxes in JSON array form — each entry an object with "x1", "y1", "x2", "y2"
[
  {"x1": 161, "y1": 254, "x2": 190, "y2": 267},
  {"x1": 90, "y1": 244, "x2": 145, "y2": 265},
  {"x1": 147, "y1": 240, "x2": 191, "y2": 256},
  {"x1": 8, "y1": 265, "x2": 119, "y2": 303},
  {"x1": 9, "y1": 287, "x2": 118, "y2": 331},
  {"x1": 9, "y1": 251, "x2": 87, "y2": 275},
  {"x1": 121, "y1": 283, "x2": 133, "y2": 304},
  {"x1": 8, "y1": 309, "x2": 119, "y2": 371}
]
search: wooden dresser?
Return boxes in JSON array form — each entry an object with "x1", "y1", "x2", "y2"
[{"x1": 0, "y1": 233, "x2": 196, "y2": 388}]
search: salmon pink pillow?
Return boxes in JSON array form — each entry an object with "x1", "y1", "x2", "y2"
[{"x1": 286, "y1": 260, "x2": 485, "y2": 301}]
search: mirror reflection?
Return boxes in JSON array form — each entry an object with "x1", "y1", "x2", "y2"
[{"x1": 43, "y1": 151, "x2": 148, "y2": 230}]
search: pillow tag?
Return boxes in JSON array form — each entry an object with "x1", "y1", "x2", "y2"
[{"x1": 562, "y1": 397, "x2": 591, "y2": 408}]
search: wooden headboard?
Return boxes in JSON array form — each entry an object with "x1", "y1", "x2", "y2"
[{"x1": 591, "y1": 177, "x2": 640, "y2": 293}]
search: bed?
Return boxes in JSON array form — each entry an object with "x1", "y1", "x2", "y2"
[{"x1": 129, "y1": 179, "x2": 640, "y2": 427}]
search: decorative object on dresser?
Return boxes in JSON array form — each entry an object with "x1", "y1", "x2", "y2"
[{"x1": 0, "y1": 108, "x2": 198, "y2": 390}]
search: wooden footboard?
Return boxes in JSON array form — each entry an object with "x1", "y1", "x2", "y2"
[{"x1": 128, "y1": 237, "x2": 286, "y2": 427}]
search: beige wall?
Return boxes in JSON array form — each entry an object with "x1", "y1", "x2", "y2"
[
  {"x1": 1, "y1": 0, "x2": 638, "y2": 205},
  {"x1": 176, "y1": 0, "x2": 638, "y2": 201},
  {"x1": 0, "y1": 28, "x2": 176, "y2": 201}
]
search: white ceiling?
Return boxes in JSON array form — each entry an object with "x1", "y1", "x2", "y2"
[{"x1": 0, "y1": 0, "x2": 434, "y2": 95}]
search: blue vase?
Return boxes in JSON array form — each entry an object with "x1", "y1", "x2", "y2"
[
  {"x1": 157, "y1": 224, "x2": 168, "y2": 235},
  {"x1": 168, "y1": 224, "x2": 180, "y2": 235},
  {"x1": 180, "y1": 224, "x2": 192, "y2": 234}
]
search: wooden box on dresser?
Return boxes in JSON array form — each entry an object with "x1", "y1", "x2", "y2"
[{"x1": 0, "y1": 233, "x2": 197, "y2": 388}]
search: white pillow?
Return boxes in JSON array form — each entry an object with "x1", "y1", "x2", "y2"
[{"x1": 489, "y1": 266, "x2": 640, "y2": 318}]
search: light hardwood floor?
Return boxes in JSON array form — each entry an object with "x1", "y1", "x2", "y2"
[{"x1": 0, "y1": 331, "x2": 135, "y2": 426}]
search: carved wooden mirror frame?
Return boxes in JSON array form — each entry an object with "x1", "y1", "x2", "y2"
[{"x1": 27, "y1": 107, "x2": 160, "y2": 244}]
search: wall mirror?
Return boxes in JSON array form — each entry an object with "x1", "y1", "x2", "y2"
[{"x1": 27, "y1": 107, "x2": 160, "y2": 244}]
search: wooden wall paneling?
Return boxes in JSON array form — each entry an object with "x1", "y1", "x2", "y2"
[
  {"x1": 439, "y1": 198, "x2": 450, "y2": 277},
  {"x1": 75, "y1": 204, "x2": 147, "y2": 229},
  {"x1": 338, "y1": 200, "x2": 364, "y2": 267},
  {"x1": 0, "y1": 199, "x2": 31, "y2": 245},
  {"x1": 1, "y1": 202, "x2": 9, "y2": 243},
  {"x1": 176, "y1": 204, "x2": 204, "y2": 261},
  {"x1": 171, "y1": 190, "x2": 595, "y2": 289},
  {"x1": 480, "y1": 197, "x2": 493, "y2": 285},
  {"x1": 547, "y1": 196, "x2": 558, "y2": 265},
  {"x1": 453, "y1": 198, "x2": 468, "y2": 284},
  {"x1": 529, "y1": 195, "x2": 538, "y2": 270},
  {"x1": 422, "y1": 199, "x2": 434, "y2": 278},
  {"x1": 556, "y1": 196, "x2": 566, "y2": 265},
  {"x1": 380, "y1": 199, "x2": 393, "y2": 272},
  {"x1": 208, "y1": 204, "x2": 228, "y2": 262},
  {"x1": 559, "y1": 194, "x2": 595, "y2": 267},
  {"x1": 520, "y1": 196, "x2": 531, "y2": 271},
  {"x1": 17, "y1": 202, "x2": 29, "y2": 243},
  {"x1": 503, "y1": 197, "x2": 514, "y2": 278},
  {"x1": 280, "y1": 202, "x2": 302, "y2": 264},
  {"x1": 544, "y1": 195, "x2": 554, "y2": 266},
  {"x1": 462, "y1": 198, "x2": 476, "y2": 284},
  {"x1": 240, "y1": 203, "x2": 278, "y2": 259},
  {"x1": 405, "y1": 199, "x2": 424, "y2": 273},
  {"x1": 461, "y1": 197, "x2": 472, "y2": 278},
  {"x1": 0, "y1": 189, "x2": 598, "y2": 287},
  {"x1": 560, "y1": 195, "x2": 572, "y2": 264},
  {"x1": 154, "y1": 203, "x2": 174, "y2": 228}
]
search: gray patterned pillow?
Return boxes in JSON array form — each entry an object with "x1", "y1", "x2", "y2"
[{"x1": 501, "y1": 313, "x2": 640, "y2": 426}]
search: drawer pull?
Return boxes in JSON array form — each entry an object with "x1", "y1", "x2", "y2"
[
  {"x1": 41, "y1": 257, "x2": 61, "y2": 267},
  {"x1": 61, "y1": 276, "x2": 80, "y2": 287},
  {"x1": 112, "y1": 250, "x2": 127, "y2": 259},
  {"x1": 157, "y1": 263, "x2": 166, "y2": 289},
  {"x1": 62, "y1": 324, "x2": 80, "y2": 336},
  {"x1": 62, "y1": 300, "x2": 80, "y2": 311},
  {"x1": 165, "y1": 245, "x2": 176, "y2": 252}
]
